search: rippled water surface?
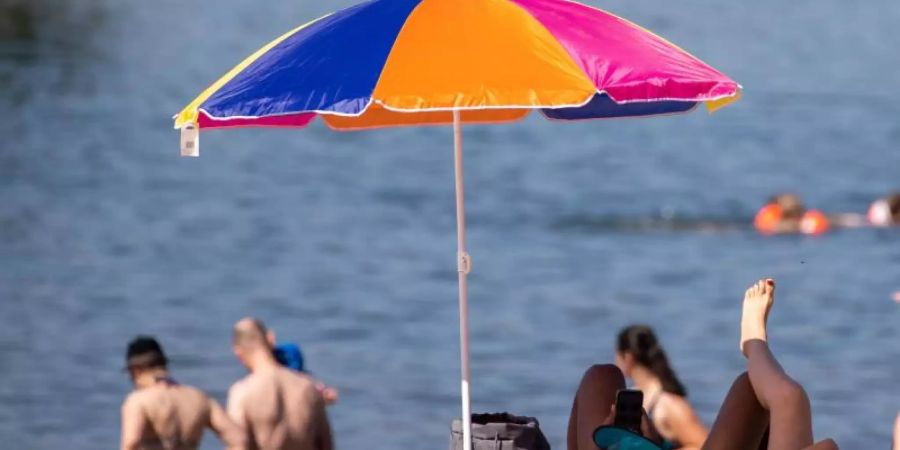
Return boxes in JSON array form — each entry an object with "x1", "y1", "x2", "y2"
[{"x1": 1, "y1": 1, "x2": 898, "y2": 449}]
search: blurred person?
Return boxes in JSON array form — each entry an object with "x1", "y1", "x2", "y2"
[
  {"x1": 568, "y1": 279, "x2": 838, "y2": 450},
  {"x1": 120, "y1": 336, "x2": 245, "y2": 450},
  {"x1": 228, "y1": 318, "x2": 333, "y2": 450},
  {"x1": 867, "y1": 193, "x2": 900, "y2": 227},
  {"x1": 615, "y1": 325, "x2": 707, "y2": 449},
  {"x1": 894, "y1": 413, "x2": 899, "y2": 450},
  {"x1": 754, "y1": 193, "x2": 830, "y2": 235},
  {"x1": 822, "y1": 192, "x2": 900, "y2": 229}
]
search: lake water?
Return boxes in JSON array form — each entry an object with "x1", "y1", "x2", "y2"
[{"x1": 0, "y1": 1, "x2": 898, "y2": 449}]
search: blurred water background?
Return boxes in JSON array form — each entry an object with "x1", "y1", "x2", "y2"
[{"x1": 1, "y1": 0, "x2": 898, "y2": 449}]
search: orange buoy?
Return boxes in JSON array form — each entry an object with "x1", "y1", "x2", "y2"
[
  {"x1": 800, "y1": 209, "x2": 830, "y2": 235},
  {"x1": 754, "y1": 204, "x2": 783, "y2": 234}
]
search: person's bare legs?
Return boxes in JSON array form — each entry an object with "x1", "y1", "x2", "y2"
[
  {"x1": 567, "y1": 365, "x2": 625, "y2": 450},
  {"x1": 705, "y1": 280, "x2": 837, "y2": 450},
  {"x1": 741, "y1": 279, "x2": 815, "y2": 450},
  {"x1": 701, "y1": 372, "x2": 769, "y2": 450}
]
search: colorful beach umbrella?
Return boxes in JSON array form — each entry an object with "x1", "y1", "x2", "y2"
[{"x1": 174, "y1": 0, "x2": 740, "y2": 447}]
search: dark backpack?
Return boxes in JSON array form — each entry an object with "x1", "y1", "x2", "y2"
[{"x1": 450, "y1": 413, "x2": 551, "y2": 450}]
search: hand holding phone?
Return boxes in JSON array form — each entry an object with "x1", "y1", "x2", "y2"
[{"x1": 613, "y1": 389, "x2": 644, "y2": 436}]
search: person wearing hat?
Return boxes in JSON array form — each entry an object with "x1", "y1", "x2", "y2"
[{"x1": 120, "y1": 336, "x2": 245, "y2": 450}]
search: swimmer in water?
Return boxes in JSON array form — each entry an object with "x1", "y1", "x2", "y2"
[
  {"x1": 754, "y1": 194, "x2": 830, "y2": 235},
  {"x1": 615, "y1": 325, "x2": 707, "y2": 449},
  {"x1": 868, "y1": 193, "x2": 900, "y2": 227},
  {"x1": 120, "y1": 336, "x2": 245, "y2": 450},
  {"x1": 819, "y1": 192, "x2": 900, "y2": 229}
]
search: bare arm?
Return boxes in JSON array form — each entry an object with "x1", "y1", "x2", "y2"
[
  {"x1": 314, "y1": 394, "x2": 334, "y2": 450},
  {"x1": 120, "y1": 395, "x2": 146, "y2": 450},
  {"x1": 663, "y1": 397, "x2": 708, "y2": 450},
  {"x1": 228, "y1": 384, "x2": 249, "y2": 425},
  {"x1": 209, "y1": 398, "x2": 247, "y2": 450},
  {"x1": 894, "y1": 413, "x2": 899, "y2": 450}
]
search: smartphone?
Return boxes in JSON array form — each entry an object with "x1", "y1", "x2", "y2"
[{"x1": 614, "y1": 389, "x2": 644, "y2": 435}]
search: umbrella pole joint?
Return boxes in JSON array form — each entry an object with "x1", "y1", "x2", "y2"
[{"x1": 457, "y1": 252, "x2": 471, "y2": 274}]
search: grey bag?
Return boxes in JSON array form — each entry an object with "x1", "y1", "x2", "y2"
[{"x1": 450, "y1": 413, "x2": 551, "y2": 450}]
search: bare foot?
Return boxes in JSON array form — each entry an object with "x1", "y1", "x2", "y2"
[{"x1": 741, "y1": 279, "x2": 775, "y2": 357}]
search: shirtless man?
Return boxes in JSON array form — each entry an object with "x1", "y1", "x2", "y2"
[
  {"x1": 228, "y1": 318, "x2": 333, "y2": 450},
  {"x1": 120, "y1": 336, "x2": 245, "y2": 450}
]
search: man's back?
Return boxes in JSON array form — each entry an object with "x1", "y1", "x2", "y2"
[
  {"x1": 229, "y1": 366, "x2": 332, "y2": 450},
  {"x1": 122, "y1": 383, "x2": 221, "y2": 450}
]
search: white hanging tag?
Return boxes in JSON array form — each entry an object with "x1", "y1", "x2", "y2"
[{"x1": 180, "y1": 124, "x2": 199, "y2": 157}]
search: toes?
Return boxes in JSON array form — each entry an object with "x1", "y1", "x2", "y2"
[{"x1": 747, "y1": 279, "x2": 774, "y2": 298}]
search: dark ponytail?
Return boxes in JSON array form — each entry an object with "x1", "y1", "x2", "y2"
[{"x1": 617, "y1": 325, "x2": 687, "y2": 397}]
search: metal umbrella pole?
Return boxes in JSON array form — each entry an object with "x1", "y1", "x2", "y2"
[{"x1": 452, "y1": 109, "x2": 473, "y2": 450}]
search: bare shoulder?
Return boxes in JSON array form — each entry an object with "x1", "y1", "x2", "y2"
[
  {"x1": 659, "y1": 392, "x2": 695, "y2": 416},
  {"x1": 177, "y1": 383, "x2": 209, "y2": 397},
  {"x1": 266, "y1": 368, "x2": 320, "y2": 403},
  {"x1": 282, "y1": 369, "x2": 318, "y2": 392},
  {"x1": 122, "y1": 390, "x2": 147, "y2": 408},
  {"x1": 232, "y1": 368, "x2": 317, "y2": 398},
  {"x1": 228, "y1": 376, "x2": 252, "y2": 399},
  {"x1": 230, "y1": 371, "x2": 282, "y2": 401},
  {"x1": 177, "y1": 384, "x2": 215, "y2": 407},
  {"x1": 121, "y1": 390, "x2": 151, "y2": 417}
]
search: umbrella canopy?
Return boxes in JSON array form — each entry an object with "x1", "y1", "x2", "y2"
[
  {"x1": 174, "y1": 0, "x2": 739, "y2": 133},
  {"x1": 173, "y1": 1, "x2": 740, "y2": 448}
]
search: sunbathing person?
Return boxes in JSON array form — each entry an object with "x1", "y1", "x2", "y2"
[
  {"x1": 568, "y1": 279, "x2": 838, "y2": 450},
  {"x1": 614, "y1": 325, "x2": 707, "y2": 449}
]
